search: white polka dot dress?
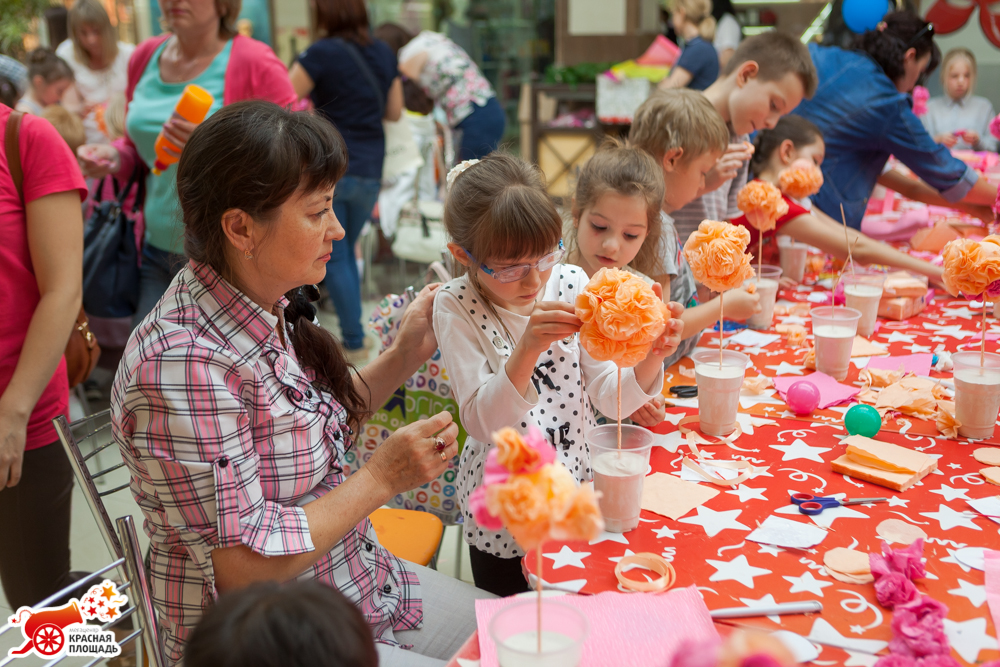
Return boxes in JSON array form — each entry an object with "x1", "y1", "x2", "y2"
[{"x1": 432, "y1": 264, "x2": 664, "y2": 559}]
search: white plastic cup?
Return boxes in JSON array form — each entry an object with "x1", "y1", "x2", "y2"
[
  {"x1": 953, "y1": 351, "x2": 1000, "y2": 440},
  {"x1": 588, "y1": 424, "x2": 655, "y2": 533},
  {"x1": 490, "y1": 599, "x2": 588, "y2": 667},
  {"x1": 693, "y1": 350, "x2": 749, "y2": 436},
  {"x1": 811, "y1": 306, "x2": 861, "y2": 381},
  {"x1": 843, "y1": 272, "x2": 886, "y2": 338},
  {"x1": 744, "y1": 265, "x2": 783, "y2": 330},
  {"x1": 779, "y1": 242, "x2": 809, "y2": 283}
]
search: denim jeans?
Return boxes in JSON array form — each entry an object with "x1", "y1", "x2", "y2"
[
  {"x1": 133, "y1": 244, "x2": 186, "y2": 329},
  {"x1": 325, "y1": 175, "x2": 381, "y2": 350},
  {"x1": 455, "y1": 96, "x2": 506, "y2": 161}
]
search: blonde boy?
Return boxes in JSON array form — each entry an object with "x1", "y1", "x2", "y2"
[
  {"x1": 630, "y1": 88, "x2": 760, "y2": 366},
  {"x1": 671, "y1": 32, "x2": 818, "y2": 241}
]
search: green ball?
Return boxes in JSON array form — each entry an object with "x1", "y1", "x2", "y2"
[{"x1": 845, "y1": 404, "x2": 882, "y2": 437}]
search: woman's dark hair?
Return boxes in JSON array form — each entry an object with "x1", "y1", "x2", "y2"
[
  {"x1": 373, "y1": 22, "x2": 414, "y2": 54},
  {"x1": 749, "y1": 114, "x2": 822, "y2": 177},
  {"x1": 852, "y1": 11, "x2": 940, "y2": 84},
  {"x1": 26, "y1": 48, "x2": 74, "y2": 84},
  {"x1": 711, "y1": 0, "x2": 734, "y2": 21},
  {"x1": 0, "y1": 77, "x2": 19, "y2": 107},
  {"x1": 185, "y1": 581, "x2": 378, "y2": 667},
  {"x1": 313, "y1": 0, "x2": 371, "y2": 44},
  {"x1": 176, "y1": 101, "x2": 370, "y2": 431}
]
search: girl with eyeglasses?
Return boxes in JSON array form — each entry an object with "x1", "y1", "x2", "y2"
[{"x1": 433, "y1": 153, "x2": 683, "y2": 596}]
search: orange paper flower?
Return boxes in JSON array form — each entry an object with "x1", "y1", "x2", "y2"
[
  {"x1": 942, "y1": 236, "x2": 1000, "y2": 301},
  {"x1": 683, "y1": 220, "x2": 755, "y2": 293},
  {"x1": 575, "y1": 268, "x2": 669, "y2": 367},
  {"x1": 737, "y1": 180, "x2": 788, "y2": 232},
  {"x1": 778, "y1": 158, "x2": 824, "y2": 199}
]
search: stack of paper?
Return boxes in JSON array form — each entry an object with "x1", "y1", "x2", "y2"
[{"x1": 830, "y1": 435, "x2": 936, "y2": 491}]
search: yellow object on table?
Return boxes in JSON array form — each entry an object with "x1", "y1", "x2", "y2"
[{"x1": 370, "y1": 508, "x2": 444, "y2": 567}]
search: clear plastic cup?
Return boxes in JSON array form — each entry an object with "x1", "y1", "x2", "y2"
[
  {"x1": 693, "y1": 350, "x2": 749, "y2": 436},
  {"x1": 842, "y1": 272, "x2": 886, "y2": 337},
  {"x1": 811, "y1": 306, "x2": 861, "y2": 381},
  {"x1": 779, "y1": 241, "x2": 809, "y2": 283},
  {"x1": 490, "y1": 599, "x2": 588, "y2": 667},
  {"x1": 744, "y1": 265, "x2": 783, "y2": 330},
  {"x1": 588, "y1": 424, "x2": 655, "y2": 533},
  {"x1": 953, "y1": 351, "x2": 1000, "y2": 440}
]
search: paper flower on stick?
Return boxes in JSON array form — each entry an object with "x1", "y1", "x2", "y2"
[
  {"x1": 778, "y1": 158, "x2": 824, "y2": 199},
  {"x1": 575, "y1": 268, "x2": 669, "y2": 367},
  {"x1": 941, "y1": 236, "x2": 1000, "y2": 302},
  {"x1": 468, "y1": 427, "x2": 603, "y2": 551},
  {"x1": 737, "y1": 180, "x2": 788, "y2": 232},
  {"x1": 683, "y1": 220, "x2": 755, "y2": 293}
]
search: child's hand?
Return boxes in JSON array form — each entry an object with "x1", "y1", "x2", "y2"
[
  {"x1": 629, "y1": 395, "x2": 665, "y2": 427},
  {"x1": 779, "y1": 275, "x2": 798, "y2": 289},
  {"x1": 962, "y1": 130, "x2": 980, "y2": 147},
  {"x1": 645, "y1": 299, "x2": 685, "y2": 359},
  {"x1": 936, "y1": 133, "x2": 959, "y2": 148},
  {"x1": 519, "y1": 301, "x2": 582, "y2": 357},
  {"x1": 704, "y1": 142, "x2": 755, "y2": 193},
  {"x1": 77, "y1": 144, "x2": 121, "y2": 178},
  {"x1": 721, "y1": 288, "x2": 761, "y2": 321}
]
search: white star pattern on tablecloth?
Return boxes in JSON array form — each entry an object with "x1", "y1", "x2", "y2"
[
  {"x1": 948, "y1": 463, "x2": 964, "y2": 469},
  {"x1": 736, "y1": 413, "x2": 778, "y2": 434},
  {"x1": 850, "y1": 625, "x2": 866, "y2": 635},
  {"x1": 929, "y1": 484, "x2": 971, "y2": 502},
  {"x1": 608, "y1": 549, "x2": 636, "y2": 564},
  {"x1": 923, "y1": 323, "x2": 978, "y2": 340},
  {"x1": 765, "y1": 361, "x2": 807, "y2": 375},
  {"x1": 843, "y1": 651, "x2": 879, "y2": 667},
  {"x1": 948, "y1": 579, "x2": 987, "y2": 607},
  {"x1": 903, "y1": 343, "x2": 933, "y2": 354},
  {"x1": 780, "y1": 315, "x2": 809, "y2": 325},
  {"x1": 757, "y1": 544, "x2": 784, "y2": 557},
  {"x1": 938, "y1": 305, "x2": 980, "y2": 319},
  {"x1": 738, "y1": 594, "x2": 782, "y2": 623},
  {"x1": 678, "y1": 506, "x2": 751, "y2": 537},
  {"x1": 652, "y1": 526, "x2": 679, "y2": 539},
  {"x1": 942, "y1": 548, "x2": 973, "y2": 572},
  {"x1": 775, "y1": 501, "x2": 869, "y2": 529},
  {"x1": 919, "y1": 504, "x2": 982, "y2": 531},
  {"x1": 589, "y1": 530, "x2": 630, "y2": 545},
  {"x1": 706, "y1": 554, "x2": 772, "y2": 588},
  {"x1": 770, "y1": 438, "x2": 832, "y2": 463},
  {"x1": 782, "y1": 571, "x2": 833, "y2": 596},
  {"x1": 726, "y1": 484, "x2": 768, "y2": 502},
  {"x1": 943, "y1": 617, "x2": 997, "y2": 663},
  {"x1": 543, "y1": 545, "x2": 590, "y2": 569},
  {"x1": 881, "y1": 331, "x2": 916, "y2": 344}
]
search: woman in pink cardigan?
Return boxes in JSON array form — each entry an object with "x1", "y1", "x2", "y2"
[{"x1": 77, "y1": 0, "x2": 295, "y2": 327}]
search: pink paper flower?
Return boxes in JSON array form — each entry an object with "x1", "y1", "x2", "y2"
[
  {"x1": 889, "y1": 596, "x2": 950, "y2": 658},
  {"x1": 912, "y1": 86, "x2": 929, "y2": 116},
  {"x1": 874, "y1": 572, "x2": 919, "y2": 609},
  {"x1": 668, "y1": 640, "x2": 721, "y2": 667},
  {"x1": 467, "y1": 447, "x2": 512, "y2": 530},
  {"x1": 874, "y1": 657, "x2": 916, "y2": 667},
  {"x1": 990, "y1": 113, "x2": 1000, "y2": 140},
  {"x1": 915, "y1": 656, "x2": 962, "y2": 667}
]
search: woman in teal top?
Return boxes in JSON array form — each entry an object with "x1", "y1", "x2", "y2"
[{"x1": 78, "y1": 0, "x2": 296, "y2": 327}]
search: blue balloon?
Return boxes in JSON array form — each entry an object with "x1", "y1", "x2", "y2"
[{"x1": 843, "y1": 0, "x2": 890, "y2": 34}]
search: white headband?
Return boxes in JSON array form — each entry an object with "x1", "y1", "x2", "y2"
[{"x1": 446, "y1": 159, "x2": 481, "y2": 190}]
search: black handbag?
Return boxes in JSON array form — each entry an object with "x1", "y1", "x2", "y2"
[{"x1": 82, "y1": 170, "x2": 144, "y2": 319}]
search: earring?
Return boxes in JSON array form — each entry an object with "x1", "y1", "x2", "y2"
[{"x1": 244, "y1": 249, "x2": 253, "y2": 260}]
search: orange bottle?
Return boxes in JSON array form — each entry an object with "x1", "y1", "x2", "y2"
[{"x1": 151, "y1": 84, "x2": 214, "y2": 175}]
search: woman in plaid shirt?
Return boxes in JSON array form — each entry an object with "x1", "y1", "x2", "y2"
[{"x1": 111, "y1": 101, "x2": 492, "y2": 666}]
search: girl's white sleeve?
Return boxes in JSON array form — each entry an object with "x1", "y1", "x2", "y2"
[
  {"x1": 433, "y1": 291, "x2": 538, "y2": 443},
  {"x1": 579, "y1": 348, "x2": 664, "y2": 419}
]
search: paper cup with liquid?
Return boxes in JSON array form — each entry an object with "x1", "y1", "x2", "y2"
[
  {"x1": 953, "y1": 351, "x2": 1000, "y2": 440},
  {"x1": 693, "y1": 350, "x2": 749, "y2": 436},
  {"x1": 811, "y1": 306, "x2": 861, "y2": 381},
  {"x1": 588, "y1": 425, "x2": 654, "y2": 533},
  {"x1": 490, "y1": 599, "x2": 588, "y2": 667},
  {"x1": 779, "y1": 241, "x2": 809, "y2": 283},
  {"x1": 744, "y1": 264, "x2": 782, "y2": 330},
  {"x1": 842, "y1": 272, "x2": 885, "y2": 337}
]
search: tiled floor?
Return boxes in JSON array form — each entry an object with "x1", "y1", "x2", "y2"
[{"x1": 0, "y1": 258, "x2": 473, "y2": 664}]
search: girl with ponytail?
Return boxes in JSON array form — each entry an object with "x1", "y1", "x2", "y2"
[{"x1": 658, "y1": 0, "x2": 720, "y2": 91}]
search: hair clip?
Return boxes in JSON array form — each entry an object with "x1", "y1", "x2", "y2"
[
  {"x1": 446, "y1": 158, "x2": 482, "y2": 190},
  {"x1": 876, "y1": 21, "x2": 887, "y2": 33}
]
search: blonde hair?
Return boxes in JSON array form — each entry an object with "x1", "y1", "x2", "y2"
[
  {"x1": 444, "y1": 153, "x2": 563, "y2": 299},
  {"x1": 160, "y1": 0, "x2": 241, "y2": 38},
  {"x1": 629, "y1": 89, "x2": 728, "y2": 162},
  {"x1": 568, "y1": 137, "x2": 665, "y2": 276},
  {"x1": 941, "y1": 47, "x2": 976, "y2": 88},
  {"x1": 104, "y1": 92, "x2": 126, "y2": 140},
  {"x1": 672, "y1": 0, "x2": 715, "y2": 42},
  {"x1": 41, "y1": 104, "x2": 86, "y2": 154},
  {"x1": 68, "y1": 0, "x2": 119, "y2": 69}
]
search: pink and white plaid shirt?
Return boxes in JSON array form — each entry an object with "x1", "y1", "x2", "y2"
[{"x1": 112, "y1": 261, "x2": 422, "y2": 665}]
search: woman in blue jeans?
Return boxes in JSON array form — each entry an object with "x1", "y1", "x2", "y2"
[{"x1": 289, "y1": 0, "x2": 403, "y2": 360}]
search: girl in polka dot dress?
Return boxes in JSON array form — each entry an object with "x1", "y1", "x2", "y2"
[{"x1": 432, "y1": 154, "x2": 683, "y2": 596}]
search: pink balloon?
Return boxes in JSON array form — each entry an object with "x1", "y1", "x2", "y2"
[{"x1": 786, "y1": 380, "x2": 820, "y2": 415}]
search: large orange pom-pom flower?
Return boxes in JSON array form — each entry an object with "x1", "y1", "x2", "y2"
[
  {"x1": 778, "y1": 158, "x2": 824, "y2": 199},
  {"x1": 942, "y1": 236, "x2": 1000, "y2": 301},
  {"x1": 683, "y1": 220, "x2": 755, "y2": 293},
  {"x1": 737, "y1": 180, "x2": 788, "y2": 232},
  {"x1": 575, "y1": 268, "x2": 670, "y2": 367}
]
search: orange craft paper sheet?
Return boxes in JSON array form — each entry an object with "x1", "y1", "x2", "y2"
[
  {"x1": 640, "y1": 472, "x2": 719, "y2": 520},
  {"x1": 851, "y1": 336, "x2": 890, "y2": 357},
  {"x1": 974, "y1": 448, "x2": 1000, "y2": 466}
]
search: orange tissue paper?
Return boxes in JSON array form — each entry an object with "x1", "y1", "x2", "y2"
[
  {"x1": 778, "y1": 158, "x2": 824, "y2": 199},
  {"x1": 683, "y1": 220, "x2": 755, "y2": 293},
  {"x1": 737, "y1": 180, "x2": 788, "y2": 232}
]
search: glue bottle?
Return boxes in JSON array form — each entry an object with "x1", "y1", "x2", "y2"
[{"x1": 151, "y1": 84, "x2": 214, "y2": 175}]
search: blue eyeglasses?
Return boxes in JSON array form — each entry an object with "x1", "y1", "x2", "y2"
[{"x1": 464, "y1": 240, "x2": 565, "y2": 284}]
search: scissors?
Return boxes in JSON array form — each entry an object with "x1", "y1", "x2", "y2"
[
  {"x1": 790, "y1": 493, "x2": 888, "y2": 516},
  {"x1": 669, "y1": 385, "x2": 698, "y2": 398}
]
